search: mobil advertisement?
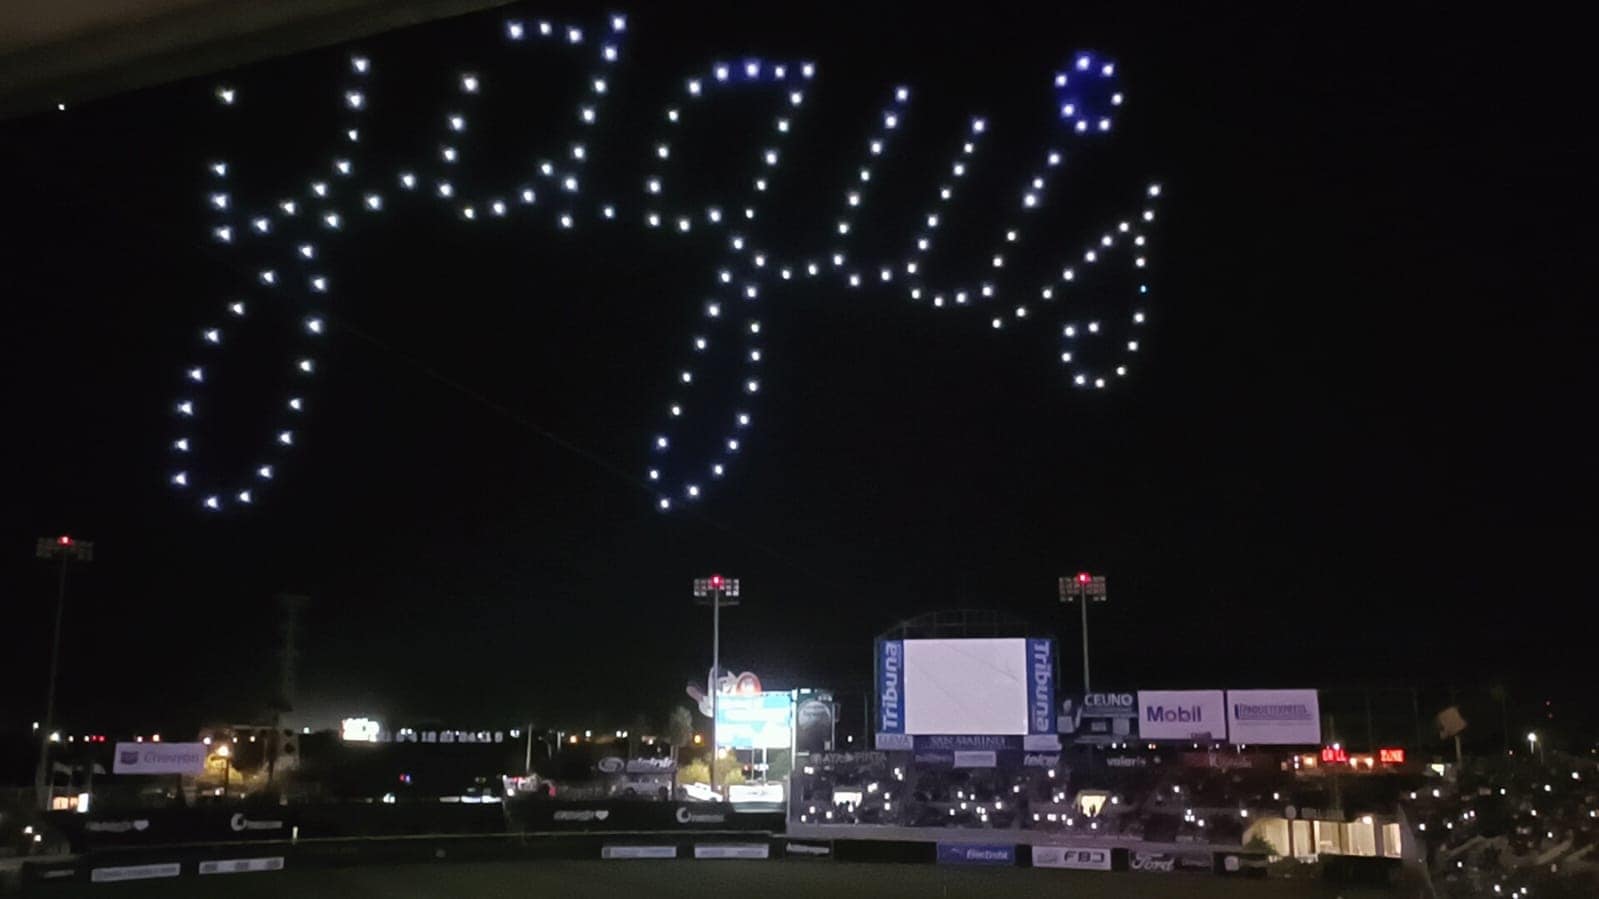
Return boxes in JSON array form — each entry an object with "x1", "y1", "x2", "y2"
[
  {"x1": 937, "y1": 843, "x2": 1016, "y2": 866},
  {"x1": 1135, "y1": 690, "x2": 1227, "y2": 741},
  {"x1": 1225, "y1": 689, "x2": 1321, "y2": 745}
]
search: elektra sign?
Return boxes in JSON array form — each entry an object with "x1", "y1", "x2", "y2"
[
  {"x1": 1136, "y1": 690, "x2": 1226, "y2": 741},
  {"x1": 937, "y1": 843, "x2": 1016, "y2": 866},
  {"x1": 1028, "y1": 638, "x2": 1055, "y2": 734}
]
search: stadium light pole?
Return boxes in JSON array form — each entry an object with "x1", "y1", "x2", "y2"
[
  {"x1": 1058, "y1": 572, "x2": 1107, "y2": 692},
  {"x1": 33, "y1": 535, "x2": 93, "y2": 810},
  {"x1": 693, "y1": 574, "x2": 739, "y2": 797}
]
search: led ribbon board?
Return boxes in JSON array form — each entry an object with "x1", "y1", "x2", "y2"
[{"x1": 177, "y1": 11, "x2": 1162, "y2": 512}]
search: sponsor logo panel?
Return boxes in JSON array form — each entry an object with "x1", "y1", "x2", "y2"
[
  {"x1": 1032, "y1": 845, "x2": 1112, "y2": 870},
  {"x1": 936, "y1": 843, "x2": 1016, "y2": 866}
]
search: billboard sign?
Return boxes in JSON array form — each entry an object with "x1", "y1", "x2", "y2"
[
  {"x1": 877, "y1": 639, "x2": 905, "y2": 734},
  {"x1": 1225, "y1": 690, "x2": 1321, "y2": 745},
  {"x1": 715, "y1": 692, "x2": 793, "y2": 750},
  {"x1": 936, "y1": 843, "x2": 1016, "y2": 866},
  {"x1": 112, "y1": 743, "x2": 207, "y2": 775},
  {"x1": 1027, "y1": 638, "x2": 1055, "y2": 734},
  {"x1": 877, "y1": 638, "x2": 1056, "y2": 738},
  {"x1": 1082, "y1": 692, "x2": 1138, "y2": 717},
  {"x1": 1032, "y1": 845, "x2": 1112, "y2": 870},
  {"x1": 1136, "y1": 691, "x2": 1227, "y2": 742}
]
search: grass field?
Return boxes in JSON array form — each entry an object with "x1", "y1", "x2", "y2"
[{"x1": 42, "y1": 859, "x2": 1401, "y2": 898}]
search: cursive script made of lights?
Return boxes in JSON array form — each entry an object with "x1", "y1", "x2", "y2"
[{"x1": 177, "y1": 12, "x2": 1163, "y2": 512}]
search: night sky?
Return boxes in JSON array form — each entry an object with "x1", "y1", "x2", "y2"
[{"x1": 1, "y1": 4, "x2": 1590, "y2": 737}]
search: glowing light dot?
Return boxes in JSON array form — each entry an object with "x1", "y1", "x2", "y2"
[
  {"x1": 507, "y1": 21, "x2": 524, "y2": 39},
  {"x1": 656, "y1": 436, "x2": 669, "y2": 449},
  {"x1": 204, "y1": 496, "x2": 220, "y2": 510},
  {"x1": 228, "y1": 302, "x2": 245, "y2": 316},
  {"x1": 659, "y1": 498, "x2": 671, "y2": 510},
  {"x1": 237, "y1": 490, "x2": 252, "y2": 504},
  {"x1": 649, "y1": 469, "x2": 660, "y2": 481},
  {"x1": 400, "y1": 173, "x2": 417, "y2": 189},
  {"x1": 680, "y1": 371, "x2": 692, "y2": 384},
  {"x1": 260, "y1": 270, "x2": 277, "y2": 284},
  {"x1": 713, "y1": 464, "x2": 725, "y2": 476},
  {"x1": 460, "y1": 74, "x2": 479, "y2": 93},
  {"x1": 1134, "y1": 312, "x2": 1146, "y2": 323},
  {"x1": 746, "y1": 380, "x2": 759, "y2": 393},
  {"x1": 258, "y1": 465, "x2": 273, "y2": 479},
  {"x1": 216, "y1": 87, "x2": 236, "y2": 105},
  {"x1": 671, "y1": 405, "x2": 682, "y2": 417},
  {"x1": 172, "y1": 472, "x2": 188, "y2": 486},
  {"x1": 177, "y1": 400, "x2": 194, "y2": 416},
  {"x1": 213, "y1": 226, "x2": 232, "y2": 243},
  {"x1": 289, "y1": 398, "x2": 303, "y2": 411},
  {"x1": 187, "y1": 367, "x2": 204, "y2": 382},
  {"x1": 365, "y1": 194, "x2": 382, "y2": 210},
  {"x1": 278, "y1": 431, "x2": 293, "y2": 445},
  {"x1": 687, "y1": 485, "x2": 700, "y2": 498},
  {"x1": 306, "y1": 318, "x2": 324, "y2": 334},
  {"x1": 345, "y1": 91, "x2": 364, "y2": 109}
]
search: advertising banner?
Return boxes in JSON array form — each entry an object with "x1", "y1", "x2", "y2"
[
  {"x1": 506, "y1": 800, "x2": 778, "y2": 832},
  {"x1": 1059, "y1": 692, "x2": 1136, "y2": 743},
  {"x1": 1136, "y1": 690, "x2": 1227, "y2": 742},
  {"x1": 913, "y1": 735, "x2": 1022, "y2": 752},
  {"x1": 198, "y1": 857, "x2": 285, "y2": 875},
  {"x1": 937, "y1": 843, "x2": 1016, "y2": 866},
  {"x1": 1081, "y1": 692, "x2": 1138, "y2": 717},
  {"x1": 952, "y1": 751, "x2": 997, "y2": 768},
  {"x1": 716, "y1": 692, "x2": 793, "y2": 750},
  {"x1": 877, "y1": 639, "x2": 905, "y2": 735},
  {"x1": 1032, "y1": 845, "x2": 1112, "y2": 870},
  {"x1": 1129, "y1": 850, "x2": 1213, "y2": 873},
  {"x1": 112, "y1": 742, "x2": 207, "y2": 775},
  {"x1": 1225, "y1": 689, "x2": 1321, "y2": 745},
  {"x1": 1027, "y1": 638, "x2": 1055, "y2": 735},
  {"x1": 694, "y1": 843, "x2": 770, "y2": 859},
  {"x1": 601, "y1": 845, "x2": 677, "y2": 859}
]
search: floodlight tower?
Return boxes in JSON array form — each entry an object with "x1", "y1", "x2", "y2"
[
  {"x1": 1058, "y1": 572, "x2": 1107, "y2": 692},
  {"x1": 693, "y1": 574, "x2": 740, "y2": 796},
  {"x1": 34, "y1": 535, "x2": 93, "y2": 810}
]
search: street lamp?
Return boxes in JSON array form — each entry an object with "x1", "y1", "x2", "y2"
[
  {"x1": 215, "y1": 743, "x2": 232, "y2": 798},
  {"x1": 33, "y1": 535, "x2": 93, "y2": 811},
  {"x1": 1527, "y1": 731, "x2": 1543, "y2": 764},
  {"x1": 693, "y1": 574, "x2": 740, "y2": 797},
  {"x1": 1058, "y1": 572, "x2": 1107, "y2": 692}
]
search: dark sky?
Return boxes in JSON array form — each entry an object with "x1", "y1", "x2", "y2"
[{"x1": 1, "y1": 3, "x2": 1590, "y2": 737}]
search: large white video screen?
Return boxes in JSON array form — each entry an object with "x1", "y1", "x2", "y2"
[{"x1": 903, "y1": 638, "x2": 1029, "y2": 735}]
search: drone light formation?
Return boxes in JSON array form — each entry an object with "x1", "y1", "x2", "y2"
[{"x1": 174, "y1": 13, "x2": 1161, "y2": 512}]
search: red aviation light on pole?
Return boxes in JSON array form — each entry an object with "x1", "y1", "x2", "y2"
[
  {"x1": 1076, "y1": 572, "x2": 1091, "y2": 585},
  {"x1": 710, "y1": 574, "x2": 724, "y2": 590},
  {"x1": 57, "y1": 535, "x2": 74, "y2": 547}
]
